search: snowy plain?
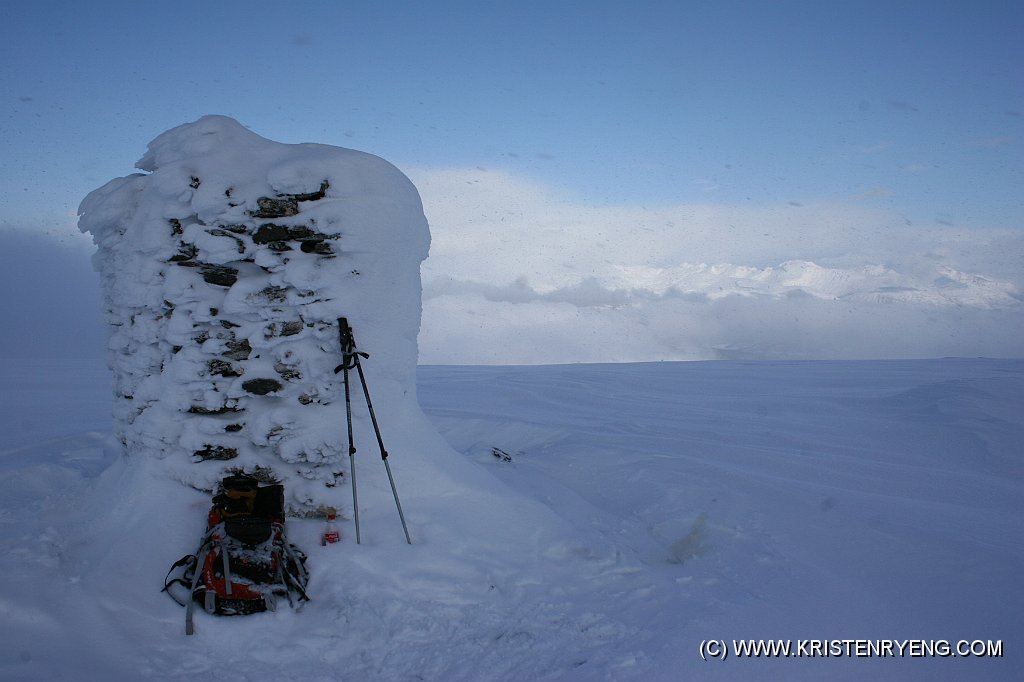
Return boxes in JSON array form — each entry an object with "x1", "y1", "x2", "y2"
[{"x1": 0, "y1": 356, "x2": 1020, "y2": 681}]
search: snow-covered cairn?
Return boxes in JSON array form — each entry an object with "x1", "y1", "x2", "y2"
[{"x1": 79, "y1": 115, "x2": 430, "y2": 511}]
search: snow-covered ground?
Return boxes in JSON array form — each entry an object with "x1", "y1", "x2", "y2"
[{"x1": 1, "y1": 357, "x2": 1020, "y2": 681}]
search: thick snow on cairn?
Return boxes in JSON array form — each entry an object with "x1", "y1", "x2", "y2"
[{"x1": 78, "y1": 115, "x2": 441, "y2": 511}]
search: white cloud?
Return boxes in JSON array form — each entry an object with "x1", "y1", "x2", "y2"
[
  {"x1": 408, "y1": 166, "x2": 1023, "y2": 364},
  {"x1": 4, "y1": 169, "x2": 1020, "y2": 364}
]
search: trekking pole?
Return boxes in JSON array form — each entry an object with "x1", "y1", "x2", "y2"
[
  {"x1": 351, "y1": 354, "x2": 413, "y2": 545},
  {"x1": 336, "y1": 318, "x2": 413, "y2": 545},
  {"x1": 336, "y1": 319, "x2": 362, "y2": 544}
]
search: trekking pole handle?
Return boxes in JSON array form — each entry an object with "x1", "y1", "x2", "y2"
[
  {"x1": 334, "y1": 317, "x2": 368, "y2": 373},
  {"x1": 339, "y1": 317, "x2": 354, "y2": 351}
]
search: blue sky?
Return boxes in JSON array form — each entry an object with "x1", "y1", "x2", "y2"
[
  {"x1": 1, "y1": 0, "x2": 1021, "y2": 361},
  {"x1": 4, "y1": 1, "x2": 1021, "y2": 228}
]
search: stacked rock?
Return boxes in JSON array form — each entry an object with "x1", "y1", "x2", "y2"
[{"x1": 78, "y1": 116, "x2": 430, "y2": 510}]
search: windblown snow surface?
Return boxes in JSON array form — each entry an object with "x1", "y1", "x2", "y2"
[{"x1": 0, "y1": 357, "x2": 1020, "y2": 681}]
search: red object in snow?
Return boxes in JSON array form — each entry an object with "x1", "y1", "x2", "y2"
[{"x1": 321, "y1": 507, "x2": 341, "y2": 545}]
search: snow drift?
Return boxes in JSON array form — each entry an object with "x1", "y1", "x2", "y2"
[{"x1": 1, "y1": 358, "x2": 1020, "y2": 681}]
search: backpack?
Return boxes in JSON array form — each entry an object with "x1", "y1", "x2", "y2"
[{"x1": 163, "y1": 473, "x2": 310, "y2": 635}]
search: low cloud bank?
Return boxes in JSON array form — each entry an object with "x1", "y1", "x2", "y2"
[
  {"x1": 421, "y1": 291, "x2": 1020, "y2": 363},
  {"x1": 3, "y1": 167, "x2": 1021, "y2": 364},
  {"x1": 412, "y1": 167, "x2": 1022, "y2": 364},
  {"x1": 0, "y1": 228, "x2": 105, "y2": 359}
]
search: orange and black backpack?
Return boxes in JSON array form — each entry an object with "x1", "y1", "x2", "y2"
[{"x1": 163, "y1": 474, "x2": 309, "y2": 634}]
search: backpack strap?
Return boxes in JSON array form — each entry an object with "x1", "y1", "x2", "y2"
[
  {"x1": 282, "y1": 543, "x2": 310, "y2": 602},
  {"x1": 185, "y1": 545, "x2": 212, "y2": 636},
  {"x1": 161, "y1": 554, "x2": 198, "y2": 608},
  {"x1": 220, "y1": 539, "x2": 233, "y2": 595}
]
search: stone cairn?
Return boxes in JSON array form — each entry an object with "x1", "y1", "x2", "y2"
[
  {"x1": 167, "y1": 183, "x2": 336, "y2": 463},
  {"x1": 79, "y1": 116, "x2": 430, "y2": 510},
  {"x1": 118, "y1": 180, "x2": 343, "y2": 501}
]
